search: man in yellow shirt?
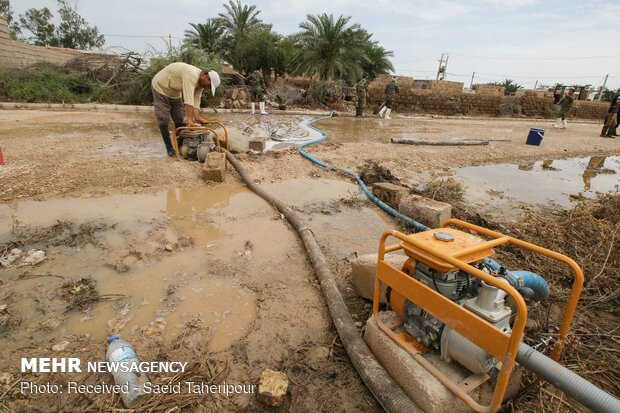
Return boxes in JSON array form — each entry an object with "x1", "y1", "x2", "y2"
[{"x1": 151, "y1": 62, "x2": 221, "y2": 156}]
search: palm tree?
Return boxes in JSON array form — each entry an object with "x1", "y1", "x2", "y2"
[
  {"x1": 294, "y1": 13, "x2": 368, "y2": 81},
  {"x1": 216, "y1": 0, "x2": 269, "y2": 70},
  {"x1": 361, "y1": 43, "x2": 394, "y2": 80},
  {"x1": 184, "y1": 19, "x2": 224, "y2": 54},
  {"x1": 217, "y1": 0, "x2": 268, "y2": 41}
]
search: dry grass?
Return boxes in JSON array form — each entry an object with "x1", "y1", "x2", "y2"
[
  {"x1": 421, "y1": 177, "x2": 465, "y2": 203},
  {"x1": 482, "y1": 193, "x2": 620, "y2": 412}
]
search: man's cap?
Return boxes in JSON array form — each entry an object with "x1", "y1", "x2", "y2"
[{"x1": 207, "y1": 70, "x2": 221, "y2": 96}]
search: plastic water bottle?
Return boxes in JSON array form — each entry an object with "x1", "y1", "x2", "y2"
[{"x1": 106, "y1": 335, "x2": 149, "y2": 408}]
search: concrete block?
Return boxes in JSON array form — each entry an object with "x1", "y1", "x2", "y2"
[
  {"x1": 365, "y1": 312, "x2": 489, "y2": 413},
  {"x1": 203, "y1": 152, "x2": 226, "y2": 183},
  {"x1": 351, "y1": 253, "x2": 408, "y2": 303},
  {"x1": 399, "y1": 194, "x2": 451, "y2": 229},
  {"x1": 365, "y1": 312, "x2": 523, "y2": 411},
  {"x1": 372, "y1": 182, "x2": 410, "y2": 207},
  {"x1": 248, "y1": 136, "x2": 265, "y2": 153}
]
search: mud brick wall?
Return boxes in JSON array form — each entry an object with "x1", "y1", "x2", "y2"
[
  {"x1": 368, "y1": 84, "x2": 501, "y2": 116},
  {"x1": 520, "y1": 94, "x2": 609, "y2": 119},
  {"x1": 0, "y1": 17, "x2": 114, "y2": 69},
  {"x1": 571, "y1": 101, "x2": 609, "y2": 120},
  {"x1": 475, "y1": 84, "x2": 505, "y2": 96}
]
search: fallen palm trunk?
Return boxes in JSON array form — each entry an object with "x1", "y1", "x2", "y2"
[{"x1": 391, "y1": 137, "x2": 489, "y2": 146}]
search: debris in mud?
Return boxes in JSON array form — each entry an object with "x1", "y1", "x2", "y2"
[
  {"x1": 0, "y1": 248, "x2": 23, "y2": 267},
  {"x1": 295, "y1": 193, "x2": 367, "y2": 216},
  {"x1": 0, "y1": 248, "x2": 46, "y2": 267},
  {"x1": 0, "y1": 221, "x2": 110, "y2": 258},
  {"x1": 258, "y1": 369, "x2": 289, "y2": 407},
  {"x1": 421, "y1": 177, "x2": 465, "y2": 203},
  {"x1": 244, "y1": 240, "x2": 254, "y2": 256},
  {"x1": 358, "y1": 160, "x2": 400, "y2": 186},
  {"x1": 51, "y1": 341, "x2": 70, "y2": 352},
  {"x1": 105, "y1": 263, "x2": 130, "y2": 273},
  {"x1": 162, "y1": 284, "x2": 184, "y2": 308},
  {"x1": 60, "y1": 277, "x2": 100, "y2": 311}
]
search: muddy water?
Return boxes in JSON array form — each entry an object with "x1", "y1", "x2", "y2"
[
  {"x1": 0, "y1": 177, "x2": 371, "y2": 353},
  {"x1": 455, "y1": 155, "x2": 620, "y2": 207},
  {"x1": 313, "y1": 117, "x2": 523, "y2": 143}
]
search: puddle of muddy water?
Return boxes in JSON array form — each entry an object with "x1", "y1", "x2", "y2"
[
  {"x1": 313, "y1": 117, "x2": 521, "y2": 143},
  {"x1": 454, "y1": 155, "x2": 620, "y2": 208},
  {"x1": 0, "y1": 177, "x2": 377, "y2": 352}
]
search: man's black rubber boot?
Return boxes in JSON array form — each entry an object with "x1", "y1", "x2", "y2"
[
  {"x1": 158, "y1": 124, "x2": 175, "y2": 156},
  {"x1": 600, "y1": 126, "x2": 609, "y2": 137}
]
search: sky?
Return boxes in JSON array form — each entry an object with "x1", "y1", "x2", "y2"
[{"x1": 9, "y1": 0, "x2": 620, "y2": 89}]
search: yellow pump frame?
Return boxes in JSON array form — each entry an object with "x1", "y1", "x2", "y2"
[
  {"x1": 171, "y1": 120, "x2": 230, "y2": 161},
  {"x1": 373, "y1": 219, "x2": 584, "y2": 413}
]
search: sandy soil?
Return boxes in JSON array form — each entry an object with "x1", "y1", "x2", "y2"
[{"x1": 0, "y1": 109, "x2": 618, "y2": 412}]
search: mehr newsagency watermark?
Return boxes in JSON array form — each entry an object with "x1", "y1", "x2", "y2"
[{"x1": 19, "y1": 357, "x2": 256, "y2": 396}]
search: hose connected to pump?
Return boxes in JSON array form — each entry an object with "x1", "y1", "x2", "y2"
[
  {"x1": 214, "y1": 114, "x2": 620, "y2": 412},
  {"x1": 517, "y1": 343, "x2": 620, "y2": 413},
  {"x1": 223, "y1": 149, "x2": 422, "y2": 413},
  {"x1": 295, "y1": 113, "x2": 620, "y2": 412}
]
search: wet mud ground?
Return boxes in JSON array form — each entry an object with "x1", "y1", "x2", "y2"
[{"x1": 0, "y1": 109, "x2": 619, "y2": 412}]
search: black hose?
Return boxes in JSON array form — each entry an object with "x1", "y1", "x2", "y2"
[{"x1": 223, "y1": 150, "x2": 422, "y2": 413}]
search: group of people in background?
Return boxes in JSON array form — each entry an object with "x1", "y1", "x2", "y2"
[
  {"x1": 552, "y1": 86, "x2": 618, "y2": 138},
  {"x1": 149, "y1": 61, "x2": 617, "y2": 157},
  {"x1": 356, "y1": 75, "x2": 399, "y2": 120}
]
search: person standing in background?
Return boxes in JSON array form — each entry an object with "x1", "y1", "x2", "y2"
[
  {"x1": 355, "y1": 74, "x2": 368, "y2": 117},
  {"x1": 377, "y1": 76, "x2": 399, "y2": 119},
  {"x1": 248, "y1": 69, "x2": 268, "y2": 115},
  {"x1": 553, "y1": 88, "x2": 575, "y2": 129}
]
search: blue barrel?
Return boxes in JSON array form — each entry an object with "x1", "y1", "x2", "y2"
[{"x1": 526, "y1": 128, "x2": 544, "y2": 146}]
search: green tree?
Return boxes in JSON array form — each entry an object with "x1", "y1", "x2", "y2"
[
  {"x1": 361, "y1": 43, "x2": 394, "y2": 80},
  {"x1": 0, "y1": 0, "x2": 20, "y2": 39},
  {"x1": 294, "y1": 13, "x2": 369, "y2": 81},
  {"x1": 17, "y1": 0, "x2": 104, "y2": 49},
  {"x1": 217, "y1": 0, "x2": 266, "y2": 41},
  {"x1": 184, "y1": 19, "x2": 225, "y2": 54},
  {"x1": 489, "y1": 79, "x2": 522, "y2": 94},
  {"x1": 18, "y1": 7, "x2": 55, "y2": 46},
  {"x1": 216, "y1": 0, "x2": 269, "y2": 70},
  {"x1": 55, "y1": 0, "x2": 104, "y2": 49},
  {"x1": 273, "y1": 36, "x2": 298, "y2": 77},
  {"x1": 235, "y1": 28, "x2": 280, "y2": 75}
]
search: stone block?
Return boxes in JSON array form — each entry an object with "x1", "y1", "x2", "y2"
[
  {"x1": 364, "y1": 311, "x2": 515, "y2": 413},
  {"x1": 258, "y1": 369, "x2": 288, "y2": 407},
  {"x1": 399, "y1": 194, "x2": 451, "y2": 228},
  {"x1": 203, "y1": 152, "x2": 226, "y2": 182},
  {"x1": 351, "y1": 253, "x2": 408, "y2": 303},
  {"x1": 372, "y1": 182, "x2": 410, "y2": 207},
  {"x1": 248, "y1": 136, "x2": 265, "y2": 153}
]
